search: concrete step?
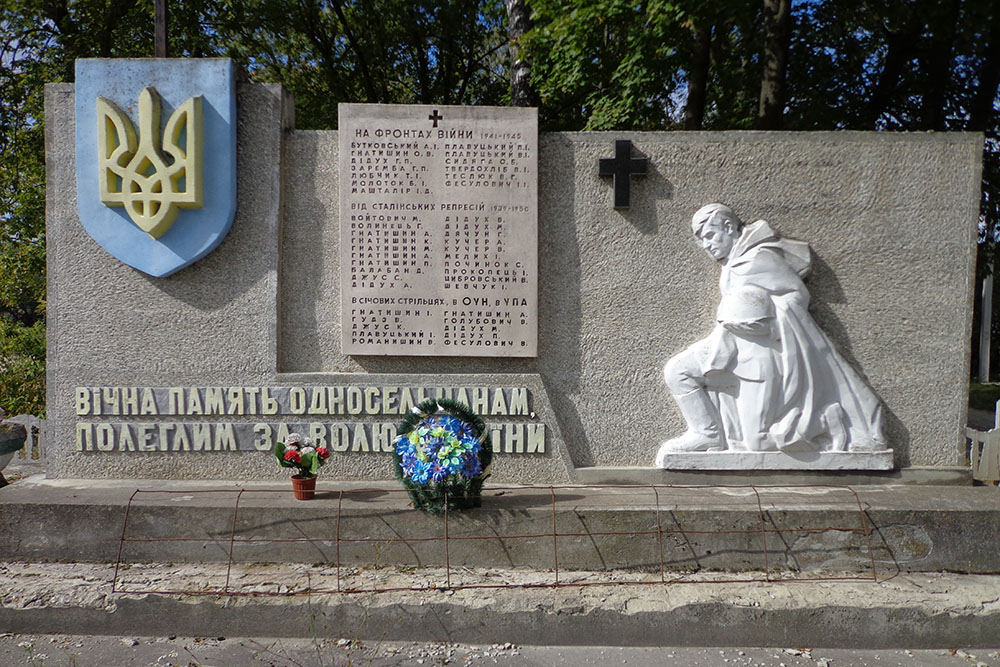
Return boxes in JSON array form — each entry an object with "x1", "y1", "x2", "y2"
[
  {"x1": 574, "y1": 465, "x2": 972, "y2": 486},
  {"x1": 1, "y1": 477, "x2": 998, "y2": 576},
  {"x1": 1, "y1": 562, "x2": 998, "y2": 648}
]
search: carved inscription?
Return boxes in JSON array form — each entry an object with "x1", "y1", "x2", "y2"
[
  {"x1": 74, "y1": 386, "x2": 532, "y2": 416},
  {"x1": 73, "y1": 386, "x2": 547, "y2": 456},
  {"x1": 339, "y1": 103, "x2": 538, "y2": 356},
  {"x1": 74, "y1": 422, "x2": 546, "y2": 455}
]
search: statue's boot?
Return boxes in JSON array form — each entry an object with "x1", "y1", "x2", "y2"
[{"x1": 656, "y1": 390, "x2": 723, "y2": 465}]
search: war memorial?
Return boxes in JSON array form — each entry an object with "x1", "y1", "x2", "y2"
[{"x1": 1, "y1": 58, "x2": 999, "y2": 647}]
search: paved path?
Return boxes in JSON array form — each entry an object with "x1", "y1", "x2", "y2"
[{"x1": 1, "y1": 635, "x2": 998, "y2": 667}]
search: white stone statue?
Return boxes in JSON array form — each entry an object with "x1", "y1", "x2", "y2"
[{"x1": 656, "y1": 204, "x2": 887, "y2": 466}]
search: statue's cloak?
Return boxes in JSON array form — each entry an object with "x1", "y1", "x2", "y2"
[{"x1": 702, "y1": 220, "x2": 885, "y2": 451}]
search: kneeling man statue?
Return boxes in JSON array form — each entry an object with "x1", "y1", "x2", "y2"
[{"x1": 656, "y1": 204, "x2": 886, "y2": 466}]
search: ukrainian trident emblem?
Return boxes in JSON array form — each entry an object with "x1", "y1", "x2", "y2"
[
  {"x1": 76, "y1": 59, "x2": 236, "y2": 277},
  {"x1": 97, "y1": 87, "x2": 203, "y2": 239}
]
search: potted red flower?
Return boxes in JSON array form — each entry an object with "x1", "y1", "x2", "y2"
[{"x1": 273, "y1": 432, "x2": 329, "y2": 499}]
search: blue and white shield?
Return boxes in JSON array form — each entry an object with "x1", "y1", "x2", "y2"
[{"x1": 75, "y1": 59, "x2": 237, "y2": 277}]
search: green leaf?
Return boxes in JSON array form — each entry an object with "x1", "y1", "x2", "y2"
[{"x1": 300, "y1": 451, "x2": 318, "y2": 474}]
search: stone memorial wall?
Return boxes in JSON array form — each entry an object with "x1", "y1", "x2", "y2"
[{"x1": 45, "y1": 71, "x2": 983, "y2": 482}]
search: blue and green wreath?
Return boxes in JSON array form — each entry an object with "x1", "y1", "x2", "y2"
[{"x1": 393, "y1": 398, "x2": 492, "y2": 513}]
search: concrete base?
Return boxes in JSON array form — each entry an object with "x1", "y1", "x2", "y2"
[
  {"x1": 0, "y1": 562, "x2": 999, "y2": 648},
  {"x1": 576, "y1": 465, "x2": 970, "y2": 485},
  {"x1": 1, "y1": 476, "x2": 998, "y2": 574},
  {"x1": 655, "y1": 448, "x2": 895, "y2": 470},
  {"x1": 2, "y1": 477, "x2": 1000, "y2": 647}
]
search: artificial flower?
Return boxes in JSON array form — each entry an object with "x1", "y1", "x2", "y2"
[{"x1": 394, "y1": 413, "x2": 486, "y2": 485}]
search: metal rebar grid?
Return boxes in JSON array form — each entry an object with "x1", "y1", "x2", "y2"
[{"x1": 111, "y1": 483, "x2": 878, "y2": 596}]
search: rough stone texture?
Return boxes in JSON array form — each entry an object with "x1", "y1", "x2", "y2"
[
  {"x1": 45, "y1": 83, "x2": 290, "y2": 480},
  {"x1": 48, "y1": 82, "x2": 981, "y2": 480},
  {"x1": 3, "y1": 479, "x2": 999, "y2": 576},
  {"x1": 280, "y1": 131, "x2": 982, "y2": 472},
  {"x1": 1, "y1": 562, "x2": 1000, "y2": 648}
]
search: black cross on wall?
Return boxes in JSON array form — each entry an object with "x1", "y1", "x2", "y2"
[
  {"x1": 598, "y1": 140, "x2": 648, "y2": 209},
  {"x1": 429, "y1": 109, "x2": 443, "y2": 128}
]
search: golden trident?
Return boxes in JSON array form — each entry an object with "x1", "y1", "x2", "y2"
[{"x1": 96, "y1": 87, "x2": 204, "y2": 239}]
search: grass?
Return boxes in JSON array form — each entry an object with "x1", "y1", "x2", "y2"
[{"x1": 969, "y1": 383, "x2": 1000, "y2": 411}]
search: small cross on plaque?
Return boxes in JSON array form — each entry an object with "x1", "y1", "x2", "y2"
[
  {"x1": 598, "y1": 139, "x2": 648, "y2": 209},
  {"x1": 429, "y1": 109, "x2": 443, "y2": 128}
]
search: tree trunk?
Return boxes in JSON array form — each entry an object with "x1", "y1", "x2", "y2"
[
  {"x1": 919, "y1": 0, "x2": 962, "y2": 131},
  {"x1": 684, "y1": 24, "x2": 711, "y2": 130},
  {"x1": 756, "y1": 0, "x2": 791, "y2": 130},
  {"x1": 969, "y1": 15, "x2": 1000, "y2": 132},
  {"x1": 868, "y1": 18, "x2": 921, "y2": 128},
  {"x1": 507, "y1": 0, "x2": 538, "y2": 107},
  {"x1": 330, "y1": 0, "x2": 383, "y2": 101}
]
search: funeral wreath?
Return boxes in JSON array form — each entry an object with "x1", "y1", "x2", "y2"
[{"x1": 394, "y1": 398, "x2": 492, "y2": 513}]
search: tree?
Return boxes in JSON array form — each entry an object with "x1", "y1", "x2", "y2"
[
  {"x1": 523, "y1": 0, "x2": 692, "y2": 130},
  {"x1": 523, "y1": 0, "x2": 769, "y2": 131},
  {"x1": 215, "y1": 0, "x2": 510, "y2": 129},
  {"x1": 756, "y1": 0, "x2": 791, "y2": 130},
  {"x1": 2, "y1": 0, "x2": 999, "y2": 411},
  {"x1": 0, "y1": 0, "x2": 209, "y2": 415},
  {"x1": 507, "y1": 0, "x2": 538, "y2": 106},
  {"x1": 783, "y1": 0, "x2": 999, "y2": 376}
]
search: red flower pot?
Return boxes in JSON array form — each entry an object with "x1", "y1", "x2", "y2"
[{"x1": 291, "y1": 474, "x2": 316, "y2": 500}]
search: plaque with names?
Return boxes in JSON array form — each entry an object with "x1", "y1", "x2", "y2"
[{"x1": 339, "y1": 103, "x2": 538, "y2": 357}]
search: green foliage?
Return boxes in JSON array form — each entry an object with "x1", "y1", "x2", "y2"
[
  {"x1": 0, "y1": 317, "x2": 45, "y2": 416},
  {"x1": 2, "y1": 0, "x2": 179, "y2": 415},
  {"x1": 524, "y1": 0, "x2": 685, "y2": 130},
  {"x1": 274, "y1": 440, "x2": 325, "y2": 477},
  {"x1": 782, "y1": 0, "x2": 994, "y2": 132},
  {"x1": 969, "y1": 383, "x2": 1000, "y2": 412},
  {"x1": 524, "y1": 0, "x2": 762, "y2": 130},
  {"x1": 0, "y1": 0, "x2": 513, "y2": 414},
  {"x1": 215, "y1": 0, "x2": 510, "y2": 129},
  {"x1": 2, "y1": 0, "x2": 1000, "y2": 398}
]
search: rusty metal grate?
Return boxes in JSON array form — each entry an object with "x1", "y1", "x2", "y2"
[{"x1": 112, "y1": 484, "x2": 878, "y2": 596}]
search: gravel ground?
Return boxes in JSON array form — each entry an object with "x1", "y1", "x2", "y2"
[{"x1": 1, "y1": 635, "x2": 999, "y2": 667}]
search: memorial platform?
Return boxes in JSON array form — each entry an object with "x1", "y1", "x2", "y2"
[
  {"x1": 2, "y1": 475, "x2": 999, "y2": 646},
  {"x1": 1, "y1": 475, "x2": 997, "y2": 573}
]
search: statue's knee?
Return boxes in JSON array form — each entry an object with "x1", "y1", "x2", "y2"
[
  {"x1": 664, "y1": 354, "x2": 698, "y2": 394},
  {"x1": 663, "y1": 355, "x2": 682, "y2": 383}
]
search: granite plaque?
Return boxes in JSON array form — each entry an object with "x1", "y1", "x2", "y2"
[{"x1": 339, "y1": 103, "x2": 538, "y2": 356}]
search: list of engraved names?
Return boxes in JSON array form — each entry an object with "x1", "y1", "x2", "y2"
[{"x1": 339, "y1": 104, "x2": 538, "y2": 356}]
